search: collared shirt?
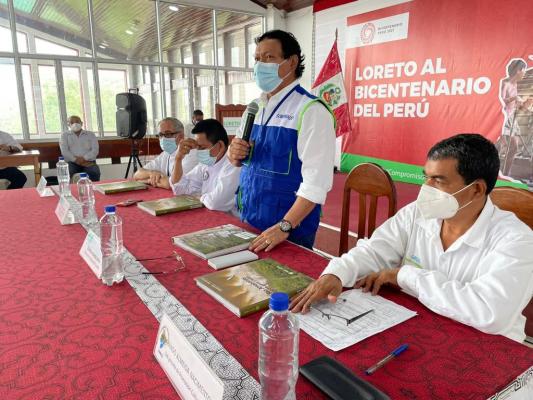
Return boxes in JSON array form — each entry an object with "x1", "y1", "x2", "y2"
[
  {"x1": 59, "y1": 130, "x2": 99, "y2": 162},
  {"x1": 322, "y1": 198, "x2": 533, "y2": 342},
  {"x1": 144, "y1": 149, "x2": 197, "y2": 177},
  {"x1": 171, "y1": 155, "x2": 241, "y2": 213},
  {"x1": 0, "y1": 131, "x2": 23, "y2": 152},
  {"x1": 237, "y1": 80, "x2": 335, "y2": 205}
]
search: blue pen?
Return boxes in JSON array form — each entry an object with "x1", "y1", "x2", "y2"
[{"x1": 365, "y1": 344, "x2": 409, "y2": 375}]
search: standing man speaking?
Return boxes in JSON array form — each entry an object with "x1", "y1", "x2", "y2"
[{"x1": 228, "y1": 30, "x2": 336, "y2": 251}]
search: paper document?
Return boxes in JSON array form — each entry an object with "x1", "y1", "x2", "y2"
[{"x1": 297, "y1": 289, "x2": 417, "y2": 351}]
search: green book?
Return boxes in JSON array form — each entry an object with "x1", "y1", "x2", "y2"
[
  {"x1": 172, "y1": 224, "x2": 257, "y2": 259},
  {"x1": 94, "y1": 181, "x2": 148, "y2": 194},
  {"x1": 137, "y1": 195, "x2": 204, "y2": 216},
  {"x1": 196, "y1": 258, "x2": 313, "y2": 317}
]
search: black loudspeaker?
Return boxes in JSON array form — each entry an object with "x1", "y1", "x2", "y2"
[{"x1": 116, "y1": 90, "x2": 147, "y2": 139}]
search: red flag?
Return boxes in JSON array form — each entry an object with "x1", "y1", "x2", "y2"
[{"x1": 312, "y1": 32, "x2": 351, "y2": 137}]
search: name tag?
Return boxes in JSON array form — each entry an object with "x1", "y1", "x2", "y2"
[
  {"x1": 36, "y1": 176, "x2": 54, "y2": 197},
  {"x1": 154, "y1": 313, "x2": 224, "y2": 400},
  {"x1": 79, "y1": 230, "x2": 103, "y2": 278},
  {"x1": 55, "y1": 196, "x2": 78, "y2": 225}
]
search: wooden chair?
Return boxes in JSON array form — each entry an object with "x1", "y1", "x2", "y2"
[
  {"x1": 490, "y1": 186, "x2": 533, "y2": 342},
  {"x1": 339, "y1": 163, "x2": 397, "y2": 255},
  {"x1": 490, "y1": 186, "x2": 533, "y2": 229},
  {"x1": 215, "y1": 103, "x2": 247, "y2": 141}
]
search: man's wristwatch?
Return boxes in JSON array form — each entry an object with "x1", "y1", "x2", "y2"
[{"x1": 279, "y1": 219, "x2": 294, "y2": 233}]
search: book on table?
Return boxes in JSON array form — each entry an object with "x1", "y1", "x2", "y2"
[
  {"x1": 196, "y1": 258, "x2": 313, "y2": 317},
  {"x1": 207, "y1": 250, "x2": 259, "y2": 270},
  {"x1": 94, "y1": 180, "x2": 148, "y2": 194},
  {"x1": 172, "y1": 224, "x2": 257, "y2": 259},
  {"x1": 137, "y1": 195, "x2": 204, "y2": 216}
]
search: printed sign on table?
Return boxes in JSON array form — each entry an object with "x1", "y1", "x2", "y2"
[{"x1": 154, "y1": 313, "x2": 224, "y2": 400}]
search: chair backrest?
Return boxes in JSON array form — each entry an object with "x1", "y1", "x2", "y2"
[
  {"x1": 490, "y1": 186, "x2": 533, "y2": 229},
  {"x1": 339, "y1": 163, "x2": 397, "y2": 255},
  {"x1": 215, "y1": 103, "x2": 246, "y2": 140}
]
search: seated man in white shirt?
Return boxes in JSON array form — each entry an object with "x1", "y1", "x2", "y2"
[
  {"x1": 0, "y1": 130, "x2": 27, "y2": 189},
  {"x1": 291, "y1": 133, "x2": 533, "y2": 342},
  {"x1": 170, "y1": 119, "x2": 240, "y2": 213},
  {"x1": 60, "y1": 115, "x2": 100, "y2": 181},
  {"x1": 133, "y1": 117, "x2": 197, "y2": 189}
]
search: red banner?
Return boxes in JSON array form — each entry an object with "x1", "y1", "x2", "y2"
[{"x1": 340, "y1": 0, "x2": 533, "y2": 185}]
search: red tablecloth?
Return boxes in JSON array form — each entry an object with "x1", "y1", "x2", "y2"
[{"x1": 1, "y1": 185, "x2": 532, "y2": 399}]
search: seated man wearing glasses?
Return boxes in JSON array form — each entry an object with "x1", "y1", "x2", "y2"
[
  {"x1": 291, "y1": 133, "x2": 533, "y2": 342},
  {"x1": 134, "y1": 117, "x2": 197, "y2": 189},
  {"x1": 170, "y1": 119, "x2": 240, "y2": 213}
]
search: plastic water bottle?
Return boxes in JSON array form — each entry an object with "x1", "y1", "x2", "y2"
[
  {"x1": 99, "y1": 205, "x2": 124, "y2": 286},
  {"x1": 258, "y1": 292, "x2": 299, "y2": 400},
  {"x1": 57, "y1": 156, "x2": 71, "y2": 197},
  {"x1": 76, "y1": 173, "x2": 97, "y2": 225}
]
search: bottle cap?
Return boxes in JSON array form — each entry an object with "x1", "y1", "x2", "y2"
[
  {"x1": 269, "y1": 292, "x2": 289, "y2": 311},
  {"x1": 79, "y1": 173, "x2": 88, "y2": 178},
  {"x1": 104, "y1": 205, "x2": 116, "y2": 213},
  {"x1": 58, "y1": 156, "x2": 64, "y2": 160}
]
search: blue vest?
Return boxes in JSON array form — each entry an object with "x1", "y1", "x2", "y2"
[{"x1": 237, "y1": 84, "x2": 333, "y2": 239}]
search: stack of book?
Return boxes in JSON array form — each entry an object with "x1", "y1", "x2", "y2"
[{"x1": 173, "y1": 224, "x2": 259, "y2": 269}]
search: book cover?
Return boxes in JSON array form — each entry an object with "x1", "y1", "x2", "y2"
[
  {"x1": 172, "y1": 224, "x2": 257, "y2": 259},
  {"x1": 94, "y1": 181, "x2": 148, "y2": 194},
  {"x1": 196, "y1": 258, "x2": 313, "y2": 317},
  {"x1": 137, "y1": 195, "x2": 204, "y2": 216}
]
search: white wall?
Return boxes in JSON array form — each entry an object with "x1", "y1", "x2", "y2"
[{"x1": 286, "y1": 6, "x2": 314, "y2": 90}]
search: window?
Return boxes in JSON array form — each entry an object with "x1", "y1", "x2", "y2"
[
  {"x1": 164, "y1": 67, "x2": 190, "y2": 123},
  {"x1": 0, "y1": 59, "x2": 23, "y2": 137},
  {"x1": 97, "y1": 67, "x2": 128, "y2": 134},
  {"x1": 159, "y1": 5, "x2": 213, "y2": 65},
  {"x1": 93, "y1": 0, "x2": 158, "y2": 61},
  {"x1": 38, "y1": 65, "x2": 63, "y2": 134},
  {"x1": 35, "y1": 37, "x2": 78, "y2": 56},
  {"x1": 218, "y1": 71, "x2": 260, "y2": 105},
  {"x1": 1, "y1": 1, "x2": 263, "y2": 139},
  {"x1": 0, "y1": 26, "x2": 28, "y2": 53},
  {"x1": 194, "y1": 69, "x2": 215, "y2": 118}
]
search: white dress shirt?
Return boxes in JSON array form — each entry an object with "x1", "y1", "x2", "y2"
[
  {"x1": 322, "y1": 198, "x2": 533, "y2": 342},
  {"x1": 0, "y1": 130, "x2": 23, "y2": 152},
  {"x1": 171, "y1": 155, "x2": 241, "y2": 212},
  {"x1": 143, "y1": 149, "x2": 197, "y2": 177},
  {"x1": 237, "y1": 80, "x2": 336, "y2": 205},
  {"x1": 60, "y1": 130, "x2": 99, "y2": 162}
]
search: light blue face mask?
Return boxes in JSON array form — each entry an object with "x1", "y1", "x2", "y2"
[
  {"x1": 197, "y1": 144, "x2": 218, "y2": 166},
  {"x1": 253, "y1": 59, "x2": 288, "y2": 93},
  {"x1": 160, "y1": 137, "x2": 177, "y2": 154}
]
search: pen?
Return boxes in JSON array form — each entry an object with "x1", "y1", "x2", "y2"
[{"x1": 365, "y1": 344, "x2": 409, "y2": 375}]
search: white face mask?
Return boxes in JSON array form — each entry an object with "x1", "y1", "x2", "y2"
[
  {"x1": 70, "y1": 123, "x2": 82, "y2": 132},
  {"x1": 416, "y1": 181, "x2": 476, "y2": 220}
]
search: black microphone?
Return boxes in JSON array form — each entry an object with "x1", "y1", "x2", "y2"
[{"x1": 241, "y1": 101, "x2": 259, "y2": 142}]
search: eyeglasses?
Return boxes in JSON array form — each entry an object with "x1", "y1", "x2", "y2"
[
  {"x1": 310, "y1": 299, "x2": 374, "y2": 326},
  {"x1": 158, "y1": 132, "x2": 179, "y2": 139},
  {"x1": 133, "y1": 251, "x2": 186, "y2": 275}
]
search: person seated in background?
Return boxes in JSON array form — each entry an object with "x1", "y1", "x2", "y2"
[
  {"x1": 291, "y1": 133, "x2": 533, "y2": 343},
  {"x1": 0, "y1": 130, "x2": 27, "y2": 189},
  {"x1": 59, "y1": 115, "x2": 101, "y2": 181},
  {"x1": 184, "y1": 109, "x2": 204, "y2": 138},
  {"x1": 133, "y1": 117, "x2": 197, "y2": 189},
  {"x1": 171, "y1": 119, "x2": 240, "y2": 213}
]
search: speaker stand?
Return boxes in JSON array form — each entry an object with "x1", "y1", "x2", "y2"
[{"x1": 125, "y1": 139, "x2": 143, "y2": 179}]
